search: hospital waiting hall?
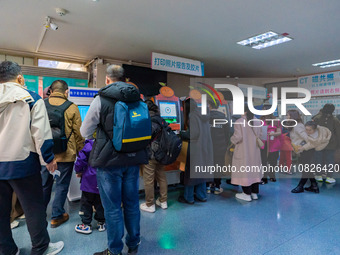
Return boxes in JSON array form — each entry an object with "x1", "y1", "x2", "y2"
[{"x1": 1, "y1": 1, "x2": 340, "y2": 255}]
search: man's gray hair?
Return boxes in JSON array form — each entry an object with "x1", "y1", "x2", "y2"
[{"x1": 106, "y1": 64, "x2": 124, "y2": 81}]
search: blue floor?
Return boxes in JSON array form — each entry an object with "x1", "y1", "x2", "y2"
[{"x1": 11, "y1": 175, "x2": 340, "y2": 255}]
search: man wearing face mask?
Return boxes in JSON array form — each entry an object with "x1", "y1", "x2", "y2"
[
  {"x1": 0, "y1": 61, "x2": 64, "y2": 255},
  {"x1": 41, "y1": 80, "x2": 84, "y2": 228}
]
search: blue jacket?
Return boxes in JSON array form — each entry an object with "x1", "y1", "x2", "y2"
[{"x1": 0, "y1": 82, "x2": 54, "y2": 180}]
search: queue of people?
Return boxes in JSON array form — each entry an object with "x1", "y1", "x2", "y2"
[{"x1": 1, "y1": 60, "x2": 340, "y2": 255}]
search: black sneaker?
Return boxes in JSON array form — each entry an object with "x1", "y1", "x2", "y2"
[
  {"x1": 194, "y1": 195, "x2": 207, "y2": 202},
  {"x1": 178, "y1": 195, "x2": 194, "y2": 205},
  {"x1": 93, "y1": 249, "x2": 121, "y2": 255},
  {"x1": 260, "y1": 178, "x2": 268, "y2": 185},
  {"x1": 128, "y1": 242, "x2": 140, "y2": 254},
  {"x1": 127, "y1": 246, "x2": 138, "y2": 255}
]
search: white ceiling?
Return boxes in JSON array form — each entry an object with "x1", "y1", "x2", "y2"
[{"x1": 1, "y1": 0, "x2": 339, "y2": 78}]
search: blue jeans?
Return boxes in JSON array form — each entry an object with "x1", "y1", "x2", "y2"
[
  {"x1": 41, "y1": 162, "x2": 74, "y2": 219},
  {"x1": 97, "y1": 166, "x2": 140, "y2": 255},
  {"x1": 314, "y1": 150, "x2": 335, "y2": 177},
  {"x1": 184, "y1": 182, "x2": 207, "y2": 203}
]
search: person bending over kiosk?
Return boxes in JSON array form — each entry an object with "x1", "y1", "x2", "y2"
[{"x1": 291, "y1": 118, "x2": 331, "y2": 194}]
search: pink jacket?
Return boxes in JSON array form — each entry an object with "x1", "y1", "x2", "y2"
[{"x1": 267, "y1": 125, "x2": 282, "y2": 152}]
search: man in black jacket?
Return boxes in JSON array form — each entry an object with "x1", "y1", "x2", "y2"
[
  {"x1": 207, "y1": 100, "x2": 230, "y2": 194},
  {"x1": 81, "y1": 65, "x2": 148, "y2": 255}
]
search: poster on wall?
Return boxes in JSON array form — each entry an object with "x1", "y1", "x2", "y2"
[
  {"x1": 42, "y1": 77, "x2": 88, "y2": 89},
  {"x1": 286, "y1": 97, "x2": 340, "y2": 113},
  {"x1": 298, "y1": 71, "x2": 340, "y2": 97},
  {"x1": 23, "y1": 75, "x2": 39, "y2": 94},
  {"x1": 151, "y1": 52, "x2": 204, "y2": 77}
]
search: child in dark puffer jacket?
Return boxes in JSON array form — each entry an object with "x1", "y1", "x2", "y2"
[{"x1": 74, "y1": 139, "x2": 105, "y2": 234}]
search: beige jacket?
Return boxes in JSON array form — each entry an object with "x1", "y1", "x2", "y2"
[
  {"x1": 302, "y1": 125, "x2": 332, "y2": 152},
  {"x1": 0, "y1": 82, "x2": 54, "y2": 167},
  {"x1": 48, "y1": 92, "x2": 84, "y2": 162},
  {"x1": 231, "y1": 116, "x2": 263, "y2": 187}
]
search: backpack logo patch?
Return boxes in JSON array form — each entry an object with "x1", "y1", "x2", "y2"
[{"x1": 132, "y1": 111, "x2": 141, "y2": 118}]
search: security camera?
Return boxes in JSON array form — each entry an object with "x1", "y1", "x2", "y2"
[
  {"x1": 50, "y1": 23, "x2": 58, "y2": 30},
  {"x1": 44, "y1": 17, "x2": 59, "y2": 31}
]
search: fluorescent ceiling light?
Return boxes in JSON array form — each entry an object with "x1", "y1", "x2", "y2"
[
  {"x1": 237, "y1": 31, "x2": 278, "y2": 46},
  {"x1": 313, "y1": 59, "x2": 340, "y2": 68},
  {"x1": 320, "y1": 63, "x2": 340, "y2": 68},
  {"x1": 252, "y1": 37, "x2": 292, "y2": 50},
  {"x1": 237, "y1": 31, "x2": 293, "y2": 50}
]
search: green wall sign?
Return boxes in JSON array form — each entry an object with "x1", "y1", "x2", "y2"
[{"x1": 23, "y1": 75, "x2": 39, "y2": 93}]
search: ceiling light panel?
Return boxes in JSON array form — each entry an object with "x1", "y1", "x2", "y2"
[
  {"x1": 313, "y1": 59, "x2": 340, "y2": 67},
  {"x1": 237, "y1": 31, "x2": 292, "y2": 50}
]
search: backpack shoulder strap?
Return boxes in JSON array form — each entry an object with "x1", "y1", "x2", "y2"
[
  {"x1": 44, "y1": 98, "x2": 51, "y2": 108},
  {"x1": 44, "y1": 98, "x2": 73, "y2": 112},
  {"x1": 151, "y1": 115, "x2": 167, "y2": 128},
  {"x1": 58, "y1": 100, "x2": 73, "y2": 113}
]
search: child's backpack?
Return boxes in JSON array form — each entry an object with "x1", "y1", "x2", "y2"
[
  {"x1": 151, "y1": 116, "x2": 182, "y2": 165},
  {"x1": 44, "y1": 99, "x2": 73, "y2": 154},
  {"x1": 112, "y1": 101, "x2": 152, "y2": 152}
]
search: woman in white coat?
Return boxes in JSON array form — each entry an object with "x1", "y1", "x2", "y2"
[{"x1": 231, "y1": 105, "x2": 263, "y2": 202}]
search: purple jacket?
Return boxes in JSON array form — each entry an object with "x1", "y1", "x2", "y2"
[{"x1": 74, "y1": 139, "x2": 99, "y2": 194}]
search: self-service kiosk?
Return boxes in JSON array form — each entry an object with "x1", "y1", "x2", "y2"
[
  {"x1": 143, "y1": 86, "x2": 183, "y2": 187},
  {"x1": 154, "y1": 86, "x2": 183, "y2": 132},
  {"x1": 67, "y1": 87, "x2": 99, "y2": 202}
]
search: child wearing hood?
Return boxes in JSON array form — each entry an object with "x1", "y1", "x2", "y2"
[{"x1": 74, "y1": 136, "x2": 106, "y2": 234}]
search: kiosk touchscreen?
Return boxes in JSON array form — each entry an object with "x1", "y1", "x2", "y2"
[
  {"x1": 155, "y1": 86, "x2": 182, "y2": 131},
  {"x1": 159, "y1": 101, "x2": 178, "y2": 124},
  {"x1": 78, "y1": 105, "x2": 90, "y2": 121}
]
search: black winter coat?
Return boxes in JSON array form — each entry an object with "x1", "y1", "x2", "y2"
[
  {"x1": 89, "y1": 82, "x2": 149, "y2": 168},
  {"x1": 180, "y1": 104, "x2": 214, "y2": 186},
  {"x1": 209, "y1": 110, "x2": 230, "y2": 166}
]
